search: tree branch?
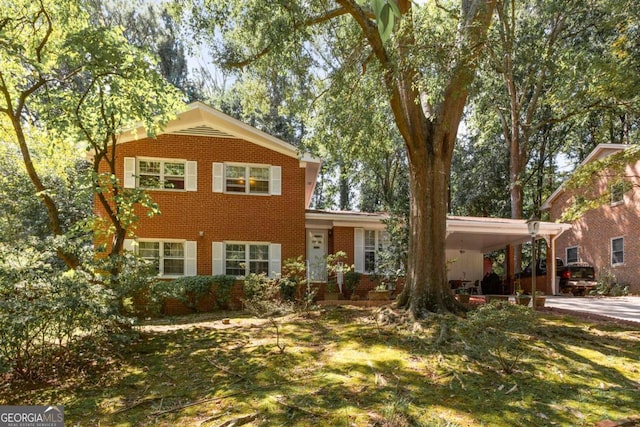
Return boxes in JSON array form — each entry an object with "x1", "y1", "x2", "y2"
[
  {"x1": 225, "y1": 7, "x2": 361, "y2": 69},
  {"x1": 33, "y1": 0, "x2": 53, "y2": 63}
]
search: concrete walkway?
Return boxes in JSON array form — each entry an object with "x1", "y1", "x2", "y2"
[{"x1": 544, "y1": 295, "x2": 640, "y2": 324}]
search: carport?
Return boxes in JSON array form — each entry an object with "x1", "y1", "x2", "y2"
[{"x1": 445, "y1": 216, "x2": 572, "y2": 294}]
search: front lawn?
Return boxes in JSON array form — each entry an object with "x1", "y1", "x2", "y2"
[{"x1": 2, "y1": 305, "x2": 639, "y2": 426}]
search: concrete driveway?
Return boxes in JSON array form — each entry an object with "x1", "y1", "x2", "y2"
[{"x1": 545, "y1": 295, "x2": 640, "y2": 324}]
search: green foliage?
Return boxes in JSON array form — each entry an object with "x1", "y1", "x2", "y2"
[
  {"x1": 371, "y1": 0, "x2": 401, "y2": 42},
  {"x1": 242, "y1": 272, "x2": 292, "y2": 317},
  {"x1": 561, "y1": 144, "x2": 640, "y2": 221},
  {"x1": 0, "y1": 244, "x2": 131, "y2": 379},
  {"x1": 243, "y1": 256, "x2": 316, "y2": 316},
  {"x1": 87, "y1": 0, "x2": 197, "y2": 98},
  {"x1": 150, "y1": 275, "x2": 236, "y2": 313},
  {"x1": 460, "y1": 302, "x2": 534, "y2": 374},
  {"x1": 1, "y1": 0, "x2": 182, "y2": 268},
  {"x1": 278, "y1": 256, "x2": 307, "y2": 301},
  {"x1": 0, "y1": 147, "x2": 92, "y2": 245},
  {"x1": 450, "y1": 134, "x2": 510, "y2": 217},
  {"x1": 344, "y1": 271, "x2": 362, "y2": 292},
  {"x1": 590, "y1": 269, "x2": 629, "y2": 297}
]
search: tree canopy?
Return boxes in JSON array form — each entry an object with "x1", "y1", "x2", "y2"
[
  {"x1": 0, "y1": 0, "x2": 182, "y2": 268},
  {"x1": 178, "y1": 0, "x2": 496, "y2": 316}
]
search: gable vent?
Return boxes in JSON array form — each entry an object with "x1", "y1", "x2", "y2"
[{"x1": 171, "y1": 125, "x2": 237, "y2": 139}]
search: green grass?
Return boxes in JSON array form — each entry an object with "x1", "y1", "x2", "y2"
[{"x1": 2, "y1": 306, "x2": 639, "y2": 426}]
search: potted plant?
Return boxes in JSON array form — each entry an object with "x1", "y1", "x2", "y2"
[
  {"x1": 368, "y1": 283, "x2": 391, "y2": 301},
  {"x1": 345, "y1": 271, "x2": 362, "y2": 300},
  {"x1": 514, "y1": 288, "x2": 531, "y2": 306},
  {"x1": 456, "y1": 289, "x2": 470, "y2": 304},
  {"x1": 324, "y1": 279, "x2": 341, "y2": 300},
  {"x1": 534, "y1": 291, "x2": 546, "y2": 308}
]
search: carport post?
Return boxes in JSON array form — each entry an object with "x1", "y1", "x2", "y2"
[{"x1": 527, "y1": 217, "x2": 540, "y2": 308}]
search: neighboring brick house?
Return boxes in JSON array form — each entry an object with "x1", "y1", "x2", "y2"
[{"x1": 542, "y1": 144, "x2": 640, "y2": 293}]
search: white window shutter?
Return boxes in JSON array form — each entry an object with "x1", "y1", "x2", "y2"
[
  {"x1": 269, "y1": 243, "x2": 282, "y2": 278},
  {"x1": 354, "y1": 228, "x2": 364, "y2": 273},
  {"x1": 270, "y1": 166, "x2": 282, "y2": 196},
  {"x1": 124, "y1": 157, "x2": 136, "y2": 188},
  {"x1": 185, "y1": 241, "x2": 197, "y2": 276},
  {"x1": 123, "y1": 238, "x2": 135, "y2": 253},
  {"x1": 185, "y1": 161, "x2": 197, "y2": 191},
  {"x1": 212, "y1": 242, "x2": 224, "y2": 275},
  {"x1": 212, "y1": 163, "x2": 224, "y2": 193}
]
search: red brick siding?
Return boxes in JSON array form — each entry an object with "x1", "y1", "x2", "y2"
[
  {"x1": 96, "y1": 133, "x2": 307, "y2": 274},
  {"x1": 548, "y1": 160, "x2": 640, "y2": 293},
  {"x1": 328, "y1": 225, "x2": 405, "y2": 297},
  {"x1": 332, "y1": 226, "x2": 356, "y2": 266}
]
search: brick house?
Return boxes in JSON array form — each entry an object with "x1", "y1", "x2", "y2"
[
  {"x1": 98, "y1": 102, "x2": 571, "y2": 311},
  {"x1": 97, "y1": 102, "x2": 397, "y2": 309},
  {"x1": 542, "y1": 143, "x2": 640, "y2": 294},
  {"x1": 103, "y1": 102, "x2": 318, "y2": 280}
]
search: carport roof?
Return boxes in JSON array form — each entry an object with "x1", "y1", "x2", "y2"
[
  {"x1": 306, "y1": 211, "x2": 571, "y2": 253},
  {"x1": 446, "y1": 216, "x2": 571, "y2": 253}
]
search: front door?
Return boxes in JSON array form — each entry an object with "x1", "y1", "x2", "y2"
[{"x1": 307, "y1": 229, "x2": 328, "y2": 282}]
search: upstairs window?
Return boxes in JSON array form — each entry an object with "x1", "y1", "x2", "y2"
[
  {"x1": 225, "y1": 165, "x2": 270, "y2": 194},
  {"x1": 566, "y1": 246, "x2": 579, "y2": 264},
  {"x1": 611, "y1": 182, "x2": 625, "y2": 206},
  {"x1": 213, "y1": 163, "x2": 281, "y2": 195},
  {"x1": 139, "y1": 160, "x2": 185, "y2": 190},
  {"x1": 123, "y1": 157, "x2": 197, "y2": 191}
]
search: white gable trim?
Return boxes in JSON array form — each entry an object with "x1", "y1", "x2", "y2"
[{"x1": 116, "y1": 102, "x2": 321, "y2": 163}]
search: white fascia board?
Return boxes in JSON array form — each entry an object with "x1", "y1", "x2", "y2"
[
  {"x1": 115, "y1": 102, "x2": 308, "y2": 160},
  {"x1": 446, "y1": 217, "x2": 525, "y2": 234},
  {"x1": 302, "y1": 159, "x2": 322, "y2": 209},
  {"x1": 446, "y1": 217, "x2": 571, "y2": 236},
  {"x1": 305, "y1": 211, "x2": 388, "y2": 229}
]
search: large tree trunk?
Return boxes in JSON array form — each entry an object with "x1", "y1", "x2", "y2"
[
  {"x1": 396, "y1": 137, "x2": 459, "y2": 314},
  {"x1": 509, "y1": 133, "x2": 524, "y2": 272},
  {"x1": 314, "y1": 0, "x2": 495, "y2": 316},
  {"x1": 389, "y1": 0, "x2": 495, "y2": 316}
]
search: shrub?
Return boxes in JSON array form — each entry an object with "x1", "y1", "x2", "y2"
[
  {"x1": 0, "y1": 244, "x2": 129, "y2": 380},
  {"x1": 344, "y1": 271, "x2": 362, "y2": 293},
  {"x1": 242, "y1": 256, "x2": 315, "y2": 316},
  {"x1": 279, "y1": 256, "x2": 307, "y2": 301},
  {"x1": 590, "y1": 269, "x2": 629, "y2": 296},
  {"x1": 149, "y1": 275, "x2": 236, "y2": 313},
  {"x1": 243, "y1": 272, "x2": 292, "y2": 316}
]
